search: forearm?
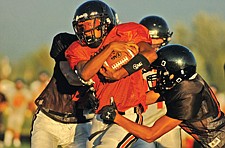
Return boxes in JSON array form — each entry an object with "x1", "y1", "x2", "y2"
[
  {"x1": 78, "y1": 44, "x2": 114, "y2": 81},
  {"x1": 138, "y1": 41, "x2": 158, "y2": 63},
  {"x1": 122, "y1": 42, "x2": 157, "y2": 76},
  {"x1": 59, "y1": 61, "x2": 83, "y2": 86},
  {"x1": 99, "y1": 102, "x2": 181, "y2": 143},
  {"x1": 114, "y1": 113, "x2": 156, "y2": 143},
  {"x1": 114, "y1": 113, "x2": 182, "y2": 143}
]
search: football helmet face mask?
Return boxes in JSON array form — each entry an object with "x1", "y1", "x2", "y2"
[
  {"x1": 146, "y1": 44, "x2": 197, "y2": 93},
  {"x1": 139, "y1": 16, "x2": 173, "y2": 47},
  {"x1": 72, "y1": 0, "x2": 116, "y2": 48}
]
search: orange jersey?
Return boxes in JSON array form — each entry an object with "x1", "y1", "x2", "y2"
[{"x1": 66, "y1": 22, "x2": 151, "y2": 112}]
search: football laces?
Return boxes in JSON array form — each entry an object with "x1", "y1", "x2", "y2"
[
  {"x1": 111, "y1": 56, "x2": 129, "y2": 70},
  {"x1": 126, "y1": 49, "x2": 135, "y2": 58}
]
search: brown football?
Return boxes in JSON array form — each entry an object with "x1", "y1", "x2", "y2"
[{"x1": 104, "y1": 49, "x2": 136, "y2": 70}]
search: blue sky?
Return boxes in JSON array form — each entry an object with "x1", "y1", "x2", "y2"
[{"x1": 1, "y1": 0, "x2": 225, "y2": 63}]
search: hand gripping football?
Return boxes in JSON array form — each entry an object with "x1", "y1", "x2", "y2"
[{"x1": 104, "y1": 43, "x2": 139, "y2": 70}]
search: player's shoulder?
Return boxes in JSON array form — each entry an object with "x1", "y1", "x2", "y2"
[
  {"x1": 111, "y1": 22, "x2": 149, "y2": 41},
  {"x1": 66, "y1": 40, "x2": 97, "y2": 57},
  {"x1": 116, "y1": 22, "x2": 142, "y2": 27},
  {"x1": 172, "y1": 77, "x2": 203, "y2": 97},
  {"x1": 67, "y1": 40, "x2": 81, "y2": 50},
  {"x1": 115, "y1": 22, "x2": 147, "y2": 31}
]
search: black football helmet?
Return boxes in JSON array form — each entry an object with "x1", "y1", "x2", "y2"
[
  {"x1": 72, "y1": 0, "x2": 116, "y2": 48},
  {"x1": 139, "y1": 15, "x2": 173, "y2": 47},
  {"x1": 146, "y1": 44, "x2": 197, "y2": 93},
  {"x1": 111, "y1": 7, "x2": 120, "y2": 25}
]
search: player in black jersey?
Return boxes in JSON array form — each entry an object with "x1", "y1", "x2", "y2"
[
  {"x1": 31, "y1": 33, "x2": 95, "y2": 148},
  {"x1": 100, "y1": 44, "x2": 225, "y2": 148}
]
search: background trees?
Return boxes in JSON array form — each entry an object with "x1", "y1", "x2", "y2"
[{"x1": 173, "y1": 12, "x2": 225, "y2": 92}]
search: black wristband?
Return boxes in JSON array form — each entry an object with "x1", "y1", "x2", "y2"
[{"x1": 122, "y1": 54, "x2": 150, "y2": 75}]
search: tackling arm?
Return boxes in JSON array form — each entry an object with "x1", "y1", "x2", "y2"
[
  {"x1": 114, "y1": 113, "x2": 182, "y2": 143},
  {"x1": 50, "y1": 32, "x2": 77, "y2": 60},
  {"x1": 50, "y1": 32, "x2": 84, "y2": 86},
  {"x1": 100, "y1": 97, "x2": 182, "y2": 143},
  {"x1": 59, "y1": 61, "x2": 84, "y2": 86}
]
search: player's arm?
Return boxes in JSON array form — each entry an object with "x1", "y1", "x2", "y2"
[
  {"x1": 76, "y1": 42, "x2": 129, "y2": 81},
  {"x1": 122, "y1": 41, "x2": 157, "y2": 75},
  {"x1": 50, "y1": 32, "x2": 77, "y2": 60},
  {"x1": 59, "y1": 61, "x2": 84, "y2": 86},
  {"x1": 100, "y1": 104, "x2": 182, "y2": 143},
  {"x1": 114, "y1": 114, "x2": 182, "y2": 143},
  {"x1": 100, "y1": 41, "x2": 157, "y2": 80},
  {"x1": 138, "y1": 41, "x2": 157, "y2": 62},
  {"x1": 50, "y1": 33, "x2": 85, "y2": 86}
]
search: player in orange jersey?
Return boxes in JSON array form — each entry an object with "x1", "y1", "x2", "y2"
[{"x1": 65, "y1": 1, "x2": 157, "y2": 147}]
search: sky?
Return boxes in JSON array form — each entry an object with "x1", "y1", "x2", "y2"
[{"x1": 1, "y1": 0, "x2": 225, "y2": 63}]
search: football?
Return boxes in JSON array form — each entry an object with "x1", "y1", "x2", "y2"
[{"x1": 104, "y1": 49, "x2": 137, "y2": 70}]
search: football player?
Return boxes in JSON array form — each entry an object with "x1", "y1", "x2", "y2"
[
  {"x1": 30, "y1": 33, "x2": 94, "y2": 148},
  {"x1": 132, "y1": 15, "x2": 182, "y2": 148},
  {"x1": 100, "y1": 44, "x2": 225, "y2": 148},
  {"x1": 65, "y1": 0, "x2": 157, "y2": 147},
  {"x1": 31, "y1": 5, "x2": 122, "y2": 148}
]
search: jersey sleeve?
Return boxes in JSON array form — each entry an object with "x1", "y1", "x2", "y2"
[
  {"x1": 165, "y1": 83, "x2": 203, "y2": 120},
  {"x1": 103, "y1": 22, "x2": 152, "y2": 45},
  {"x1": 65, "y1": 41, "x2": 90, "y2": 70},
  {"x1": 117, "y1": 22, "x2": 152, "y2": 44}
]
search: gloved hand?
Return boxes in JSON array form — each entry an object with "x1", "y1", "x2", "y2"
[{"x1": 99, "y1": 97, "x2": 117, "y2": 124}]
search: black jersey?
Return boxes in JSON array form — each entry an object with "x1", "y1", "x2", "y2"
[
  {"x1": 34, "y1": 33, "x2": 92, "y2": 123},
  {"x1": 161, "y1": 74, "x2": 225, "y2": 148}
]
